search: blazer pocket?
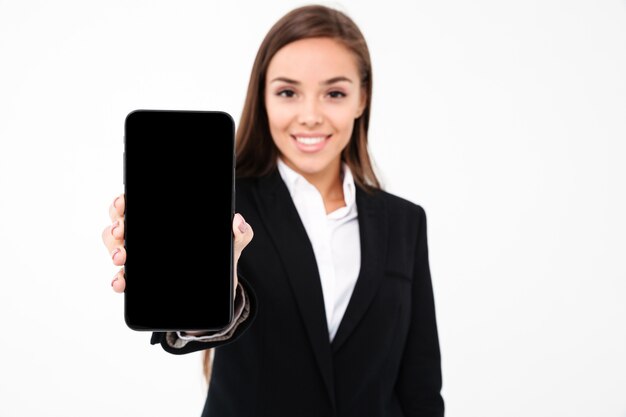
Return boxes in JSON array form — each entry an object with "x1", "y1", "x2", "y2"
[{"x1": 384, "y1": 269, "x2": 413, "y2": 283}]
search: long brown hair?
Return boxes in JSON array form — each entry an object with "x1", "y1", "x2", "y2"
[{"x1": 203, "y1": 3, "x2": 380, "y2": 385}]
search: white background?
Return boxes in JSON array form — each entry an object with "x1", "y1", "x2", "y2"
[{"x1": 1, "y1": 0, "x2": 625, "y2": 416}]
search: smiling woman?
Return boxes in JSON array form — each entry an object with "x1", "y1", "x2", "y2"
[
  {"x1": 265, "y1": 37, "x2": 367, "y2": 190},
  {"x1": 103, "y1": 3, "x2": 444, "y2": 417}
]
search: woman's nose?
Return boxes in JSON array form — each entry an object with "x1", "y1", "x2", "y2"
[{"x1": 297, "y1": 98, "x2": 323, "y2": 127}]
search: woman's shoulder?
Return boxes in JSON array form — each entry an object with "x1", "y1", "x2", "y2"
[
  {"x1": 235, "y1": 170, "x2": 278, "y2": 189},
  {"x1": 234, "y1": 175, "x2": 258, "y2": 188},
  {"x1": 364, "y1": 187, "x2": 427, "y2": 218},
  {"x1": 365, "y1": 189, "x2": 429, "y2": 242},
  {"x1": 234, "y1": 173, "x2": 280, "y2": 201}
]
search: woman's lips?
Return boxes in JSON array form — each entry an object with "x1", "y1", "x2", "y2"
[{"x1": 291, "y1": 134, "x2": 331, "y2": 153}]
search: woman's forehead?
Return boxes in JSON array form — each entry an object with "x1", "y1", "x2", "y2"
[{"x1": 266, "y1": 38, "x2": 360, "y2": 83}]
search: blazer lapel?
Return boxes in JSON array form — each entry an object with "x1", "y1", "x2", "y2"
[
  {"x1": 331, "y1": 186, "x2": 388, "y2": 352},
  {"x1": 252, "y1": 171, "x2": 336, "y2": 406}
]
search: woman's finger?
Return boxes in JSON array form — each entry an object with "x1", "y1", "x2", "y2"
[
  {"x1": 233, "y1": 213, "x2": 254, "y2": 263},
  {"x1": 101, "y1": 220, "x2": 125, "y2": 250},
  {"x1": 110, "y1": 246, "x2": 127, "y2": 266},
  {"x1": 111, "y1": 268, "x2": 126, "y2": 293},
  {"x1": 110, "y1": 218, "x2": 124, "y2": 240},
  {"x1": 233, "y1": 213, "x2": 253, "y2": 294},
  {"x1": 109, "y1": 194, "x2": 125, "y2": 222}
]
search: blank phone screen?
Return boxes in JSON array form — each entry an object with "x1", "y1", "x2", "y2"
[{"x1": 123, "y1": 110, "x2": 234, "y2": 331}]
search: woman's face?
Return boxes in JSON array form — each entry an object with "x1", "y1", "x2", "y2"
[{"x1": 265, "y1": 37, "x2": 366, "y2": 181}]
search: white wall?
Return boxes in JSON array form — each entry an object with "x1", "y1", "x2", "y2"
[{"x1": 1, "y1": 0, "x2": 624, "y2": 416}]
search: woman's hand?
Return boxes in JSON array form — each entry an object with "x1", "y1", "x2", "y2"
[
  {"x1": 101, "y1": 193, "x2": 254, "y2": 295},
  {"x1": 102, "y1": 194, "x2": 126, "y2": 292}
]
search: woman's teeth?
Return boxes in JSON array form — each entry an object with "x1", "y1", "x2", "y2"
[{"x1": 295, "y1": 136, "x2": 326, "y2": 145}]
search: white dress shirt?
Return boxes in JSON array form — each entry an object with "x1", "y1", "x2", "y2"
[{"x1": 277, "y1": 158, "x2": 361, "y2": 341}]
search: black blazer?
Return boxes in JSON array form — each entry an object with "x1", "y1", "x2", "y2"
[{"x1": 151, "y1": 170, "x2": 444, "y2": 417}]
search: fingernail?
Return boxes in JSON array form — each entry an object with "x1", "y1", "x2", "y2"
[
  {"x1": 113, "y1": 196, "x2": 120, "y2": 209},
  {"x1": 238, "y1": 217, "x2": 248, "y2": 234},
  {"x1": 111, "y1": 248, "x2": 120, "y2": 261},
  {"x1": 111, "y1": 276, "x2": 119, "y2": 287},
  {"x1": 111, "y1": 220, "x2": 119, "y2": 236}
]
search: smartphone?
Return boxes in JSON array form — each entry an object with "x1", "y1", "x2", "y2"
[{"x1": 123, "y1": 109, "x2": 235, "y2": 332}]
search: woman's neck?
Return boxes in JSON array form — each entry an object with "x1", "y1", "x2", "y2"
[{"x1": 300, "y1": 161, "x2": 346, "y2": 214}]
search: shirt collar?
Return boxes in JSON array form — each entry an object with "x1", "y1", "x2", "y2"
[{"x1": 277, "y1": 157, "x2": 356, "y2": 213}]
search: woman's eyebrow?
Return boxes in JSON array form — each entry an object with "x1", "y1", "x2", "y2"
[
  {"x1": 322, "y1": 76, "x2": 353, "y2": 85},
  {"x1": 269, "y1": 76, "x2": 353, "y2": 85},
  {"x1": 270, "y1": 77, "x2": 300, "y2": 85}
]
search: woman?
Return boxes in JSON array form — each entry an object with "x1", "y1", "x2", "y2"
[{"x1": 102, "y1": 4, "x2": 444, "y2": 416}]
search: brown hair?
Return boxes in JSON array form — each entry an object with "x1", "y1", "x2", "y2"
[{"x1": 203, "y1": 3, "x2": 380, "y2": 385}]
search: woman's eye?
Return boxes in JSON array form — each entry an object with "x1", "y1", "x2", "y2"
[
  {"x1": 328, "y1": 91, "x2": 346, "y2": 99},
  {"x1": 277, "y1": 89, "x2": 295, "y2": 98}
]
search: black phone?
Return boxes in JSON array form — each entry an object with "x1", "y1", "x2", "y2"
[{"x1": 123, "y1": 109, "x2": 235, "y2": 332}]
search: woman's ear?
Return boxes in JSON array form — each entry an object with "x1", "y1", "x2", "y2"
[{"x1": 356, "y1": 87, "x2": 367, "y2": 119}]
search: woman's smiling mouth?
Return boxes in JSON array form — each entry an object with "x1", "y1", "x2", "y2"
[{"x1": 291, "y1": 134, "x2": 331, "y2": 152}]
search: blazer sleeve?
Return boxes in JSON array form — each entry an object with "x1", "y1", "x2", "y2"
[
  {"x1": 150, "y1": 274, "x2": 257, "y2": 355},
  {"x1": 396, "y1": 205, "x2": 445, "y2": 416}
]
